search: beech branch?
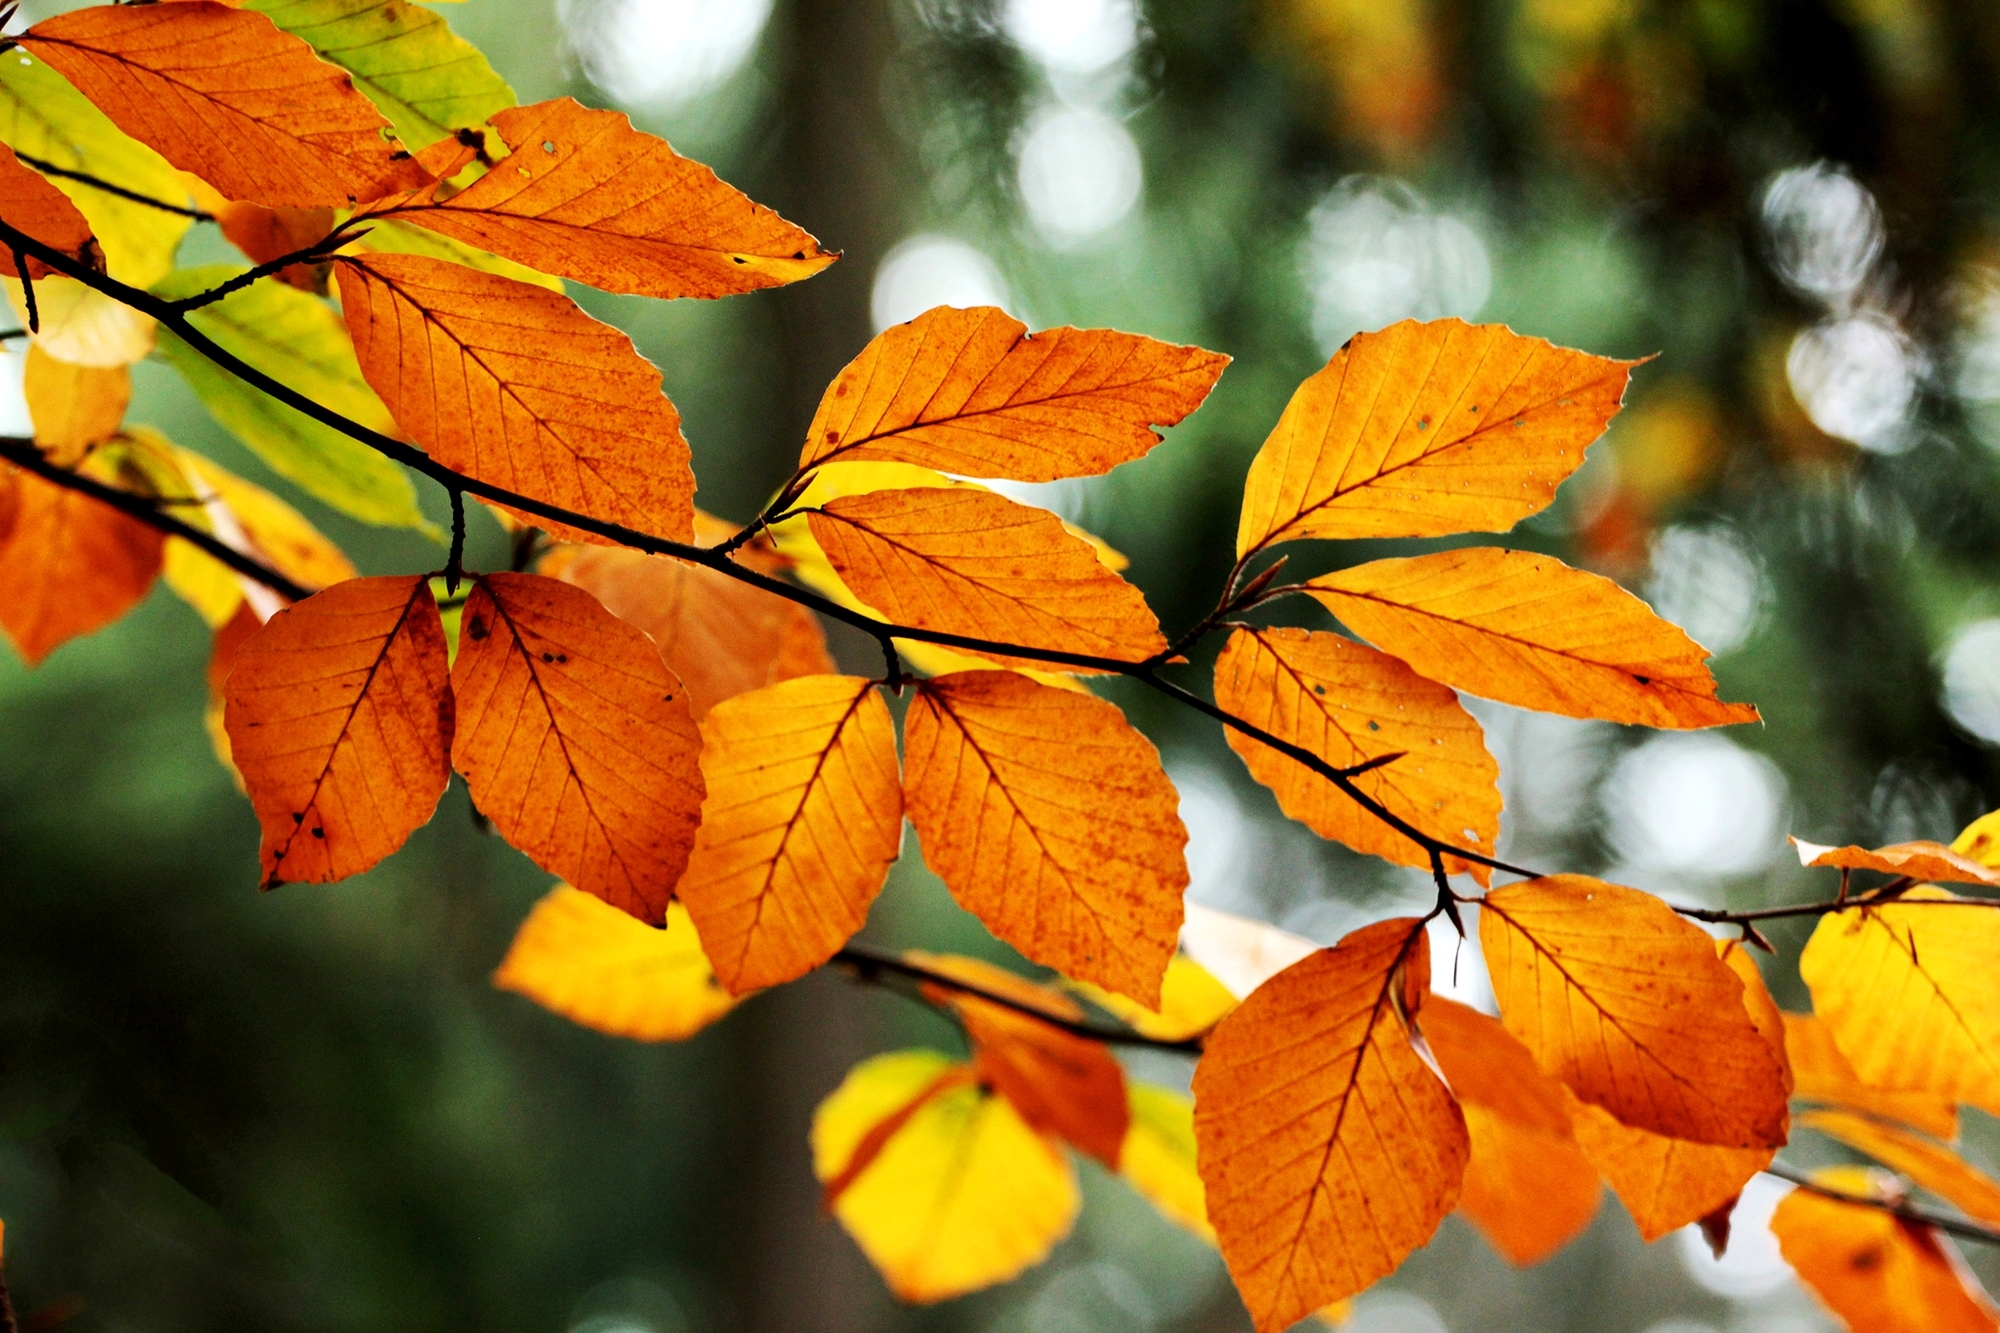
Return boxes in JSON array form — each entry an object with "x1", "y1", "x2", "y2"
[
  {"x1": 10, "y1": 151, "x2": 215, "y2": 223},
  {"x1": 1762, "y1": 1163, "x2": 2000, "y2": 1248}
]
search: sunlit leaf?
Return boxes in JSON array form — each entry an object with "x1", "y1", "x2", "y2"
[
  {"x1": 0, "y1": 453, "x2": 163, "y2": 664},
  {"x1": 0, "y1": 141, "x2": 97, "y2": 280},
  {"x1": 1120, "y1": 1083, "x2": 1212, "y2": 1241},
  {"x1": 1802, "y1": 1110, "x2": 2000, "y2": 1227},
  {"x1": 1784, "y1": 1013, "x2": 1957, "y2": 1140},
  {"x1": 1791, "y1": 836, "x2": 2000, "y2": 887},
  {"x1": 5, "y1": 277, "x2": 154, "y2": 367},
  {"x1": 23, "y1": 344, "x2": 127, "y2": 464},
  {"x1": 1176, "y1": 902, "x2": 1319, "y2": 1000},
  {"x1": 1069, "y1": 954, "x2": 1238, "y2": 1042}
]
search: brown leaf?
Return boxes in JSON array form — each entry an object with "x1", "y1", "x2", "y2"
[
  {"x1": 1193, "y1": 919, "x2": 1467, "y2": 1331},
  {"x1": 798, "y1": 305, "x2": 1228, "y2": 480},
  {"x1": 676, "y1": 676, "x2": 902, "y2": 994},
  {"x1": 903, "y1": 671, "x2": 1188, "y2": 1006},
  {"x1": 1235, "y1": 318, "x2": 1639, "y2": 557},
  {"x1": 354, "y1": 97, "x2": 831, "y2": 298},
  {"x1": 336, "y1": 252, "x2": 695, "y2": 544},
  {"x1": 20, "y1": 3, "x2": 432, "y2": 207},
  {"x1": 223, "y1": 575, "x2": 452, "y2": 885},
  {"x1": 450, "y1": 572, "x2": 705, "y2": 922},
  {"x1": 1480, "y1": 876, "x2": 1791, "y2": 1147},
  {"x1": 1308, "y1": 547, "x2": 1760, "y2": 729},
  {"x1": 1212, "y1": 625, "x2": 1500, "y2": 882},
  {"x1": 0, "y1": 460, "x2": 163, "y2": 665},
  {"x1": 808, "y1": 487, "x2": 1166, "y2": 671},
  {"x1": 0, "y1": 142, "x2": 97, "y2": 279},
  {"x1": 1791, "y1": 837, "x2": 2000, "y2": 887},
  {"x1": 23, "y1": 345, "x2": 128, "y2": 465}
]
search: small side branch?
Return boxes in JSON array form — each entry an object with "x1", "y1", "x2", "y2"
[
  {"x1": 1763, "y1": 1163, "x2": 2000, "y2": 1248},
  {"x1": 444, "y1": 487, "x2": 467, "y2": 595}
]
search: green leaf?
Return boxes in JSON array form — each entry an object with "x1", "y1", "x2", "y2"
[
  {"x1": 0, "y1": 52, "x2": 192, "y2": 283},
  {"x1": 245, "y1": 0, "x2": 515, "y2": 149},
  {"x1": 150, "y1": 266, "x2": 432, "y2": 533}
]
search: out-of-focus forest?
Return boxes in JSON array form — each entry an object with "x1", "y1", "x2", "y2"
[{"x1": 3, "y1": 0, "x2": 2000, "y2": 1329}]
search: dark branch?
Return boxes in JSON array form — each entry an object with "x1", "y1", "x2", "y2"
[
  {"x1": 0, "y1": 436, "x2": 309, "y2": 602},
  {"x1": 1762, "y1": 1163, "x2": 2000, "y2": 1248},
  {"x1": 12, "y1": 152, "x2": 215, "y2": 222},
  {"x1": 167, "y1": 226, "x2": 357, "y2": 313}
]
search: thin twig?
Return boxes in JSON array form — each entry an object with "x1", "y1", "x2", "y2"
[
  {"x1": 167, "y1": 227, "x2": 355, "y2": 312},
  {"x1": 12, "y1": 152, "x2": 215, "y2": 222},
  {"x1": 12, "y1": 255, "x2": 35, "y2": 333},
  {"x1": 1762, "y1": 1163, "x2": 2000, "y2": 1248},
  {"x1": 444, "y1": 488, "x2": 466, "y2": 596}
]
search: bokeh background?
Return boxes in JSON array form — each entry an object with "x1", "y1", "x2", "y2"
[{"x1": 4, "y1": 0, "x2": 2000, "y2": 1329}]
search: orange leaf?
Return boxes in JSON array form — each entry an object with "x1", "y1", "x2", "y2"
[
  {"x1": 1212, "y1": 625, "x2": 1500, "y2": 883},
  {"x1": 1307, "y1": 548, "x2": 1759, "y2": 729},
  {"x1": 1235, "y1": 318, "x2": 1638, "y2": 557},
  {"x1": 912, "y1": 953, "x2": 1129, "y2": 1167},
  {"x1": 798, "y1": 306, "x2": 1228, "y2": 480},
  {"x1": 1192, "y1": 919, "x2": 1467, "y2": 1332},
  {"x1": 808, "y1": 487, "x2": 1166, "y2": 671},
  {"x1": 336, "y1": 253, "x2": 694, "y2": 545},
  {"x1": 1423, "y1": 996, "x2": 1601, "y2": 1265},
  {"x1": 24, "y1": 345, "x2": 128, "y2": 465},
  {"x1": 547, "y1": 544, "x2": 832, "y2": 720},
  {"x1": 1802, "y1": 1110, "x2": 2000, "y2": 1227},
  {"x1": 204, "y1": 599, "x2": 263, "y2": 778},
  {"x1": 1799, "y1": 888, "x2": 2000, "y2": 1117},
  {"x1": 1773, "y1": 1169, "x2": 2000, "y2": 1333},
  {"x1": 1784, "y1": 1013, "x2": 1958, "y2": 1140},
  {"x1": 449, "y1": 572, "x2": 705, "y2": 922},
  {"x1": 222, "y1": 575, "x2": 452, "y2": 885},
  {"x1": 676, "y1": 676, "x2": 902, "y2": 994},
  {"x1": 1479, "y1": 876, "x2": 1790, "y2": 1147},
  {"x1": 1791, "y1": 837, "x2": 2000, "y2": 887},
  {"x1": 19, "y1": 3, "x2": 431, "y2": 207},
  {"x1": 0, "y1": 461, "x2": 163, "y2": 665},
  {"x1": 0, "y1": 142, "x2": 97, "y2": 279},
  {"x1": 354, "y1": 97, "x2": 831, "y2": 298},
  {"x1": 903, "y1": 671, "x2": 1188, "y2": 1006},
  {"x1": 217, "y1": 201, "x2": 336, "y2": 289}
]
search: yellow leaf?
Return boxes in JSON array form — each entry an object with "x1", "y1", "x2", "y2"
[
  {"x1": 903, "y1": 670, "x2": 1188, "y2": 1006},
  {"x1": 812, "y1": 1049, "x2": 1079, "y2": 1303},
  {"x1": 1193, "y1": 918, "x2": 1467, "y2": 1332},
  {"x1": 5, "y1": 277, "x2": 154, "y2": 367},
  {"x1": 1176, "y1": 902, "x2": 1319, "y2": 999},
  {"x1": 1307, "y1": 548, "x2": 1759, "y2": 729},
  {"x1": 1069, "y1": 954, "x2": 1238, "y2": 1042},
  {"x1": 1480, "y1": 876, "x2": 1790, "y2": 1147},
  {"x1": 23, "y1": 344, "x2": 128, "y2": 465},
  {"x1": 1235, "y1": 317, "x2": 1638, "y2": 557},
  {"x1": 1784, "y1": 1013, "x2": 1957, "y2": 1140},
  {"x1": 1951, "y1": 809, "x2": 2000, "y2": 868},
  {"x1": 1213, "y1": 625, "x2": 1500, "y2": 882},
  {"x1": 1802, "y1": 1110, "x2": 2000, "y2": 1227},
  {"x1": 493, "y1": 887, "x2": 737, "y2": 1042},
  {"x1": 1120, "y1": 1083, "x2": 1212, "y2": 1242},
  {"x1": 675, "y1": 676, "x2": 902, "y2": 994},
  {"x1": 1799, "y1": 888, "x2": 2000, "y2": 1118}
]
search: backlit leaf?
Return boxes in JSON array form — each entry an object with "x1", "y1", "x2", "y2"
[
  {"x1": 1068, "y1": 954, "x2": 1238, "y2": 1042},
  {"x1": 450, "y1": 572, "x2": 705, "y2": 923},
  {"x1": 337, "y1": 252, "x2": 695, "y2": 545},
  {"x1": 545, "y1": 544, "x2": 832, "y2": 719},
  {"x1": 223, "y1": 574, "x2": 452, "y2": 885},
  {"x1": 0, "y1": 142, "x2": 97, "y2": 280},
  {"x1": 1213, "y1": 625, "x2": 1500, "y2": 882},
  {"x1": 0, "y1": 454, "x2": 163, "y2": 664},
  {"x1": 808, "y1": 487, "x2": 1167, "y2": 671},
  {"x1": 6, "y1": 277, "x2": 154, "y2": 366},
  {"x1": 1307, "y1": 548, "x2": 1759, "y2": 729},
  {"x1": 675, "y1": 676, "x2": 901, "y2": 994},
  {"x1": 1422, "y1": 996, "x2": 1601, "y2": 1265},
  {"x1": 493, "y1": 886, "x2": 738, "y2": 1042},
  {"x1": 150, "y1": 266, "x2": 428, "y2": 530},
  {"x1": 23, "y1": 344, "x2": 127, "y2": 464},
  {"x1": 903, "y1": 670, "x2": 1188, "y2": 1006},
  {"x1": 1951, "y1": 808, "x2": 2000, "y2": 868},
  {"x1": 1784, "y1": 1013, "x2": 1957, "y2": 1140},
  {"x1": 214, "y1": 201, "x2": 335, "y2": 289},
  {"x1": 798, "y1": 305, "x2": 1228, "y2": 480},
  {"x1": 1799, "y1": 888, "x2": 2000, "y2": 1117},
  {"x1": 355, "y1": 97, "x2": 833, "y2": 298},
  {"x1": 1120, "y1": 1083, "x2": 1211, "y2": 1241},
  {"x1": 1480, "y1": 876, "x2": 1790, "y2": 1147},
  {"x1": 177, "y1": 448, "x2": 358, "y2": 595},
  {"x1": 1773, "y1": 1167, "x2": 2000, "y2": 1333},
  {"x1": 19, "y1": 3, "x2": 432, "y2": 207},
  {"x1": 1177, "y1": 902, "x2": 1319, "y2": 999},
  {"x1": 1235, "y1": 318, "x2": 1637, "y2": 556},
  {"x1": 812, "y1": 1049, "x2": 1079, "y2": 1303},
  {"x1": 1791, "y1": 836, "x2": 2000, "y2": 887},
  {"x1": 343, "y1": 215, "x2": 563, "y2": 293},
  {"x1": 1802, "y1": 1110, "x2": 2000, "y2": 1227},
  {"x1": 1193, "y1": 918, "x2": 1467, "y2": 1332}
]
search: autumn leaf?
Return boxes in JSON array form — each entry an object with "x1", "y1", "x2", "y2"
[
  {"x1": 222, "y1": 575, "x2": 452, "y2": 886},
  {"x1": 1213, "y1": 625, "x2": 1500, "y2": 882},
  {"x1": 1068, "y1": 954, "x2": 1238, "y2": 1042},
  {"x1": 545, "y1": 544, "x2": 832, "y2": 718},
  {"x1": 1784, "y1": 1013, "x2": 1958, "y2": 1140},
  {"x1": 1177, "y1": 902, "x2": 1319, "y2": 1000},
  {"x1": 23, "y1": 345, "x2": 127, "y2": 465},
  {"x1": 449, "y1": 572, "x2": 705, "y2": 922},
  {"x1": 336, "y1": 252, "x2": 696, "y2": 545},
  {"x1": 674, "y1": 676, "x2": 901, "y2": 994},
  {"x1": 19, "y1": 2, "x2": 432, "y2": 207},
  {"x1": 1120, "y1": 1084, "x2": 1211, "y2": 1241},
  {"x1": 0, "y1": 142, "x2": 98, "y2": 279},
  {"x1": 1952, "y1": 808, "x2": 2000, "y2": 868},
  {"x1": 1801, "y1": 1110, "x2": 2000, "y2": 1227},
  {"x1": 1791, "y1": 836, "x2": 2000, "y2": 887},
  {"x1": 1773, "y1": 1168, "x2": 2000, "y2": 1333},
  {"x1": 493, "y1": 886, "x2": 738, "y2": 1042},
  {"x1": 903, "y1": 670, "x2": 1188, "y2": 1006},
  {"x1": 0, "y1": 457, "x2": 163, "y2": 665},
  {"x1": 1307, "y1": 548, "x2": 1759, "y2": 729},
  {"x1": 353, "y1": 97, "x2": 832, "y2": 298},
  {"x1": 5, "y1": 276, "x2": 154, "y2": 367},
  {"x1": 1480, "y1": 876, "x2": 1790, "y2": 1146},
  {"x1": 812, "y1": 1049, "x2": 1078, "y2": 1303},
  {"x1": 797, "y1": 305, "x2": 1228, "y2": 480},
  {"x1": 808, "y1": 487, "x2": 1166, "y2": 670},
  {"x1": 1799, "y1": 888, "x2": 2000, "y2": 1117},
  {"x1": 1235, "y1": 318, "x2": 1638, "y2": 557},
  {"x1": 213, "y1": 202, "x2": 336, "y2": 290},
  {"x1": 911, "y1": 953, "x2": 1130, "y2": 1167},
  {"x1": 1422, "y1": 996, "x2": 1601, "y2": 1265}
]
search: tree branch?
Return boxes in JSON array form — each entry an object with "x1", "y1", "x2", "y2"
[
  {"x1": 12, "y1": 151, "x2": 215, "y2": 222},
  {"x1": 1762, "y1": 1162, "x2": 2000, "y2": 1248}
]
